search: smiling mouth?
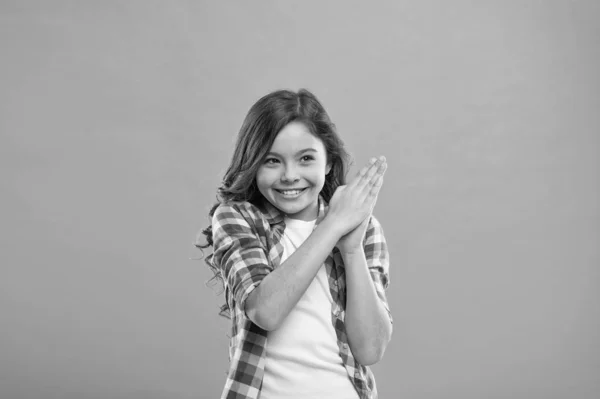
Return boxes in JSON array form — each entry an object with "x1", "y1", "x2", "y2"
[{"x1": 275, "y1": 188, "x2": 308, "y2": 196}]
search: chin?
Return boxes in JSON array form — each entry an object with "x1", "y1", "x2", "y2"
[{"x1": 279, "y1": 192, "x2": 319, "y2": 218}]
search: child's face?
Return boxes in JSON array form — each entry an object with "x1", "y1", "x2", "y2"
[{"x1": 256, "y1": 122, "x2": 331, "y2": 221}]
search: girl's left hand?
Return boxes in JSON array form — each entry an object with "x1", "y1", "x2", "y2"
[{"x1": 336, "y1": 214, "x2": 370, "y2": 255}]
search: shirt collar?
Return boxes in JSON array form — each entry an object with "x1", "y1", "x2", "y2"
[{"x1": 260, "y1": 194, "x2": 328, "y2": 226}]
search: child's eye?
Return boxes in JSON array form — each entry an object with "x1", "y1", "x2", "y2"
[
  {"x1": 301, "y1": 155, "x2": 315, "y2": 162},
  {"x1": 264, "y1": 158, "x2": 279, "y2": 165}
]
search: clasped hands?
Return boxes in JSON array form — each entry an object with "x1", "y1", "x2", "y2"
[{"x1": 327, "y1": 156, "x2": 387, "y2": 254}]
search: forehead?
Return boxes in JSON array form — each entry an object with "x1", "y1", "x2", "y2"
[{"x1": 269, "y1": 122, "x2": 325, "y2": 155}]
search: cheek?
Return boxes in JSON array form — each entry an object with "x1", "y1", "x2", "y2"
[
  {"x1": 307, "y1": 166, "x2": 327, "y2": 186},
  {"x1": 255, "y1": 168, "x2": 276, "y2": 189}
]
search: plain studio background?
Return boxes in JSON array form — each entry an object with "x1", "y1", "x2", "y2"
[{"x1": 1, "y1": 1, "x2": 599, "y2": 398}]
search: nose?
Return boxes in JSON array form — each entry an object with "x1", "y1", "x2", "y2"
[{"x1": 281, "y1": 164, "x2": 300, "y2": 183}]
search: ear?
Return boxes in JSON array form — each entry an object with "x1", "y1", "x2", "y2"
[{"x1": 325, "y1": 162, "x2": 332, "y2": 175}]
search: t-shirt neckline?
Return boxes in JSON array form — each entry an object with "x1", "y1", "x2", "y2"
[{"x1": 283, "y1": 215, "x2": 317, "y2": 229}]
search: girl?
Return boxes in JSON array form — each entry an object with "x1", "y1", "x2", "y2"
[{"x1": 197, "y1": 89, "x2": 392, "y2": 399}]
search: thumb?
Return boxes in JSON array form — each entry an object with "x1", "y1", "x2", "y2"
[
  {"x1": 332, "y1": 185, "x2": 346, "y2": 196},
  {"x1": 328, "y1": 185, "x2": 346, "y2": 206}
]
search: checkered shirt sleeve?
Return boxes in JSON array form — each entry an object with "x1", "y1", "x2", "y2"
[
  {"x1": 211, "y1": 202, "x2": 273, "y2": 314},
  {"x1": 365, "y1": 214, "x2": 393, "y2": 324}
]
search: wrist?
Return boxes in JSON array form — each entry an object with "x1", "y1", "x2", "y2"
[
  {"x1": 320, "y1": 214, "x2": 347, "y2": 238},
  {"x1": 339, "y1": 245, "x2": 366, "y2": 258}
]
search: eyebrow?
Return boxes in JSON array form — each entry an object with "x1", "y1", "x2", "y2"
[{"x1": 266, "y1": 148, "x2": 317, "y2": 157}]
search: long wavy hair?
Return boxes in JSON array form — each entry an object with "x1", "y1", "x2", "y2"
[{"x1": 196, "y1": 88, "x2": 351, "y2": 318}]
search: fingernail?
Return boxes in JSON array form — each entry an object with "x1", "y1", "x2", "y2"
[{"x1": 370, "y1": 157, "x2": 377, "y2": 164}]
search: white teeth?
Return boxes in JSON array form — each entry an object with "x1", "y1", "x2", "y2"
[{"x1": 279, "y1": 189, "x2": 303, "y2": 195}]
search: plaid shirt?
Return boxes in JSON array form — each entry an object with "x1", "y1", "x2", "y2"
[{"x1": 211, "y1": 195, "x2": 392, "y2": 399}]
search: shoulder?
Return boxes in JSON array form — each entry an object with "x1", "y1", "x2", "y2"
[
  {"x1": 364, "y1": 214, "x2": 390, "y2": 269},
  {"x1": 367, "y1": 214, "x2": 386, "y2": 236},
  {"x1": 212, "y1": 201, "x2": 268, "y2": 231},
  {"x1": 364, "y1": 213, "x2": 388, "y2": 254},
  {"x1": 369, "y1": 214, "x2": 383, "y2": 228}
]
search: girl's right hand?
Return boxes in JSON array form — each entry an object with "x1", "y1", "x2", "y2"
[{"x1": 326, "y1": 156, "x2": 387, "y2": 236}]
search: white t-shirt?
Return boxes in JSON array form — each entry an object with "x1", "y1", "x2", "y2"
[{"x1": 260, "y1": 216, "x2": 359, "y2": 399}]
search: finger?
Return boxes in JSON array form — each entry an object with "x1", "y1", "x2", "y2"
[
  {"x1": 367, "y1": 187, "x2": 382, "y2": 215},
  {"x1": 360, "y1": 177, "x2": 382, "y2": 213},
  {"x1": 362, "y1": 156, "x2": 383, "y2": 184},
  {"x1": 375, "y1": 160, "x2": 387, "y2": 178},
  {"x1": 363, "y1": 160, "x2": 387, "y2": 195},
  {"x1": 369, "y1": 160, "x2": 387, "y2": 186},
  {"x1": 348, "y1": 157, "x2": 378, "y2": 189},
  {"x1": 373, "y1": 174, "x2": 384, "y2": 188},
  {"x1": 353, "y1": 158, "x2": 384, "y2": 202},
  {"x1": 369, "y1": 175, "x2": 384, "y2": 195},
  {"x1": 360, "y1": 157, "x2": 378, "y2": 178}
]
